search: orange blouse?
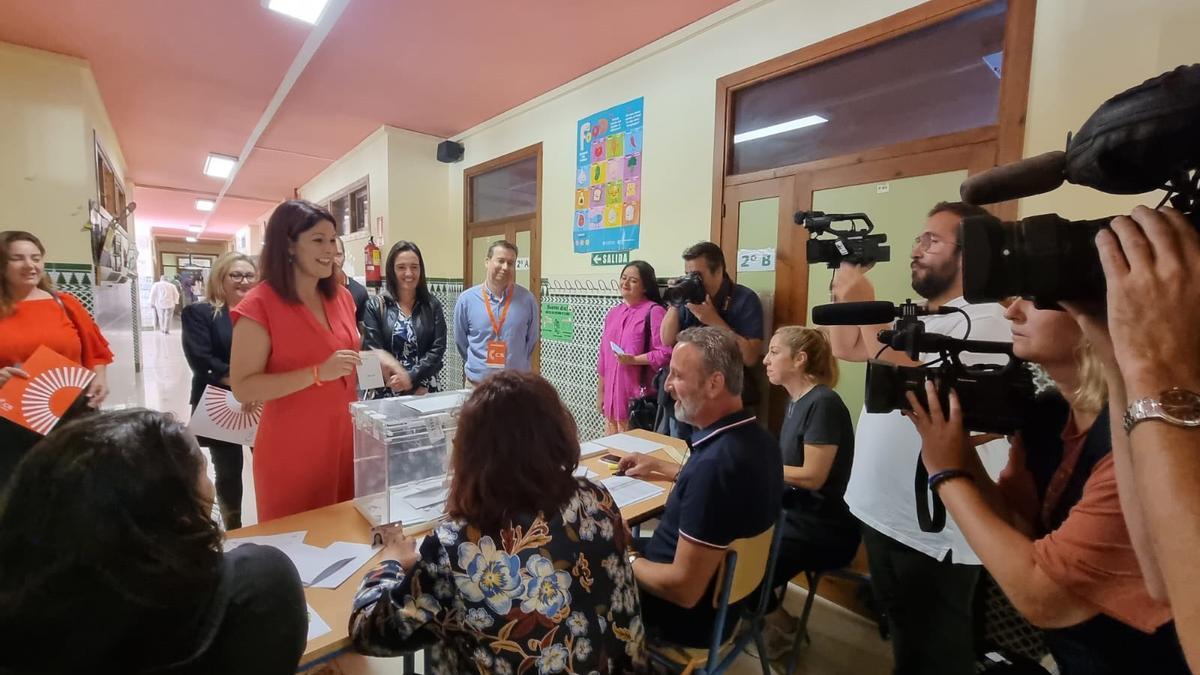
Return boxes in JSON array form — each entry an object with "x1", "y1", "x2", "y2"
[{"x1": 0, "y1": 293, "x2": 113, "y2": 369}]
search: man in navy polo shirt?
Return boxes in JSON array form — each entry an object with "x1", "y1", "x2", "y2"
[{"x1": 619, "y1": 326, "x2": 783, "y2": 647}]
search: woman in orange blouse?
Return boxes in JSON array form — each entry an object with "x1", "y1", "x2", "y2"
[{"x1": 0, "y1": 231, "x2": 113, "y2": 484}]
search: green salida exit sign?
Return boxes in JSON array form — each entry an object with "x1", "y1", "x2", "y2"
[{"x1": 590, "y1": 251, "x2": 630, "y2": 266}]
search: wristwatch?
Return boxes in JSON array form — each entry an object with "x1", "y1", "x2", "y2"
[
  {"x1": 1123, "y1": 387, "x2": 1200, "y2": 433},
  {"x1": 627, "y1": 550, "x2": 639, "y2": 566}
]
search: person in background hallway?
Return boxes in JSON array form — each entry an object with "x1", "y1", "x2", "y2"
[
  {"x1": 597, "y1": 260, "x2": 671, "y2": 434},
  {"x1": 362, "y1": 241, "x2": 446, "y2": 397},
  {"x1": 334, "y1": 235, "x2": 370, "y2": 327},
  {"x1": 828, "y1": 202, "x2": 1013, "y2": 675},
  {"x1": 907, "y1": 298, "x2": 1189, "y2": 674},
  {"x1": 0, "y1": 409, "x2": 307, "y2": 674},
  {"x1": 229, "y1": 200, "x2": 361, "y2": 522},
  {"x1": 350, "y1": 371, "x2": 645, "y2": 673},
  {"x1": 182, "y1": 252, "x2": 259, "y2": 530},
  {"x1": 0, "y1": 230, "x2": 112, "y2": 488},
  {"x1": 150, "y1": 273, "x2": 181, "y2": 334},
  {"x1": 453, "y1": 240, "x2": 538, "y2": 386},
  {"x1": 758, "y1": 326, "x2": 858, "y2": 659}
]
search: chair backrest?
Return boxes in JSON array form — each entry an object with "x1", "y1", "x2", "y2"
[{"x1": 711, "y1": 523, "x2": 775, "y2": 608}]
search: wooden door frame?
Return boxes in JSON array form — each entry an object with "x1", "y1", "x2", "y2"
[
  {"x1": 462, "y1": 143, "x2": 543, "y2": 301},
  {"x1": 711, "y1": 0, "x2": 1036, "y2": 241}
]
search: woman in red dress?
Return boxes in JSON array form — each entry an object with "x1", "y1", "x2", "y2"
[{"x1": 230, "y1": 201, "x2": 362, "y2": 522}]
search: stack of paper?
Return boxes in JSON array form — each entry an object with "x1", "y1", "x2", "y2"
[
  {"x1": 580, "y1": 441, "x2": 608, "y2": 458},
  {"x1": 601, "y1": 475, "x2": 665, "y2": 509},
  {"x1": 592, "y1": 433, "x2": 664, "y2": 454},
  {"x1": 573, "y1": 466, "x2": 598, "y2": 479},
  {"x1": 225, "y1": 531, "x2": 378, "y2": 589}
]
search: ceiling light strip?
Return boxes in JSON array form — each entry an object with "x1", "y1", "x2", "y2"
[{"x1": 198, "y1": 0, "x2": 349, "y2": 236}]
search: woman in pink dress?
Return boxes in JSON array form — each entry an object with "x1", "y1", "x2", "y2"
[
  {"x1": 596, "y1": 261, "x2": 672, "y2": 434},
  {"x1": 229, "y1": 200, "x2": 362, "y2": 522}
]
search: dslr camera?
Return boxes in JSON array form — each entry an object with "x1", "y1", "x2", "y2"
[
  {"x1": 959, "y1": 64, "x2": 1200, "y2": 307},
  {"x1": 797, "y1": 210, "x2": 891, "y2": 268},
  {"x1": 663, "y1": 272, "x2": 706, "y2": 307}
]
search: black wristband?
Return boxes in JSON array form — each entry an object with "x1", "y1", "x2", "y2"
[{"x1": 928, "y1": 468, "x2": 973, "y2": 493}]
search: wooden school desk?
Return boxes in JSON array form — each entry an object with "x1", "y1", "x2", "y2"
[{"x1": 225, "y1": 428, "x2": 688, "y2": 669}]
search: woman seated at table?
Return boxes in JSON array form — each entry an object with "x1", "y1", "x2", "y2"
[
  {"x1": 362, "y1": 240, "x2": 446, "y2": 397},
  {"x1": 350, "y1": 371, "x2": 647, "y2": 673},
  {"x1": 0, "y1": 409, "x2": 307, "y2": 674}
]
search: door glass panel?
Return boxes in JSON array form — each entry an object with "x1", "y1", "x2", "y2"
[
  {"x1": 808, "y1": 170, "x2": 967, "y2": 422},
  {"x1": 470, "y1": 156, "x2": 538, "y2": 222},
  {"x1": 734, "y1": 197, "x2": 779, "y2": 339},
  {"x1": 470, "y1": 234, "x2": 503, "y2": 287},
  {"x1": 515, "y1": 230, "x2": 532, "y2": 292}
]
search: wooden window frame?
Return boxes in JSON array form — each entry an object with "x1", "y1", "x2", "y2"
[
  {"x1": 322, "y1": 177, "x2": 371, "y2": 236},
  {"x1": 462, "y1": 143, "x2": 543, "y2": 300},
  {"x1": 94, "y1": 133, "x2": 127, "y2": 226},
  {"x1": 711, "y1": 0, "x2": 1036, "y2": 235}
]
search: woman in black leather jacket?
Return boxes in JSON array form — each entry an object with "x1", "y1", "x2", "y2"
[{"x1": 362, "y1": 241, "x2": 446, "y2": 396}]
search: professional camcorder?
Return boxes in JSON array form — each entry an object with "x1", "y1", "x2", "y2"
[
  {"x1": 812, "y1": 300, "x2": 1036, "y2": 435},
  {"x1": 959, "y1": 64, "x2": 1200, "y2": 307},
  {"x1": 797, "y1": 210, "x2": 891, "y2": 268},
  {"x1": 663, "y1": 272, "x2": 706, "y2": 307}
]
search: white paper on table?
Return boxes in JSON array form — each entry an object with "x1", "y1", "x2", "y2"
[
  {"x1": 592, "y1": 433, "x2": 664, "y2": 454},
  {"x1": 580, "y1": 441, "x2": 608, "y2": 458},
  {"x1": 573, "y1": 466, "x2": 598, "y2": 479},
  {"x1": 276, "y1": 541, "x2": 360, "y2": 586},
  {"x1": 610, "y1": 341, "x2": 626, "y2": 356},
  {"x1": 601, "y1": 475, "x2": 665, "y2": 509},
  {"x1": 189, "y1": 385, "x2": 259, "y2": 446},
  {"x1": 306, "y1": 604, "x2": 331, "y2": 642},
  {"x1": 403, "y1": 392, "x2": 467, "y2": 414},
  {"x1": 357, "y1": 351, "x2": 386, "y2": 390},
  {"x1": 404, "y1": 484, "x2": 449, "y2": 510},
  {"x1": 309, "y1": 541, "x2": 379, "y2": 589},
  {"x1": 222, "y1": 530, "x2": 307, "y2": 553}
]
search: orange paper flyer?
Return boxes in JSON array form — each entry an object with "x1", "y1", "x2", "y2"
[{"x1": 0, "y1": 345, "x2": 95, "y2": 435}]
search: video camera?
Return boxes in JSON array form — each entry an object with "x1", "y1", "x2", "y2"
[
  {"x1": 959, "y1": 64, "x2": 1200, "y2": 307},
  {"x1": 662, "y1": 272, "x2": 706, "y2": 307},
  {"x1": 812, "y1": 300, "x2": 1036, "y2": 435},
  {"x1": 797, "y1": 211, "x2": 891, "y2": 269}
]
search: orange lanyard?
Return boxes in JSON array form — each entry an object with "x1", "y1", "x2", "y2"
[{"x1": 483, "y1": 284, "x2": 514, "y2": 339}]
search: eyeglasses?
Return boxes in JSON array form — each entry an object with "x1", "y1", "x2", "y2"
[
  {"x1": 228, "y1": 272, "x2": 257, "y2": 282},
  {"x1": 911, "y1": 233, "x2": 958, "y2": 252}
]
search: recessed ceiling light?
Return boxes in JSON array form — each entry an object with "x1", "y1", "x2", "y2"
[
  {"x1": 195, "y1": 199, "x2": 215, "y2": 212},
  {"x1": 733, "y1": 115, "x2": 829, "y2": 144},
  {"x1": 185, "y1": 236, "x2": 199, "y2": 243},
  {"x1": 265, "y1": 0, "x2": 330, "y2": 24},
  {"x1": 187, "y1": 225, "x2": 203, "y2": 233},
  {"x1": 203, "y1": 153, "x2": 238, "y2": 179}
]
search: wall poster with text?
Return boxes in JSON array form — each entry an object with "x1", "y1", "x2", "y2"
[{"x1": 573, "y1": 97, "x2": 643, "y2": 254}]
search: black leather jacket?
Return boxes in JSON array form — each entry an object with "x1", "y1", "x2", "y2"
[{"x1": 362, "y1": 291, "x2": 447, "y2": 391}]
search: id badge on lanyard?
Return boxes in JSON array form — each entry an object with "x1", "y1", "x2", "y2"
[{"x1": 484, "y1": 285, "x2": 513, "y2": 369}]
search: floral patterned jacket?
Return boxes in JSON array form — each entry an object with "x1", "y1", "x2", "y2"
[{"x1": 350, "y1": 479, "x2": 647, "y2": 674}]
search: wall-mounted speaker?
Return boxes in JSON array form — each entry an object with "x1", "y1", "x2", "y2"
[{"x1": 437, "y1": 140, "x2": 464, "y2": 163}]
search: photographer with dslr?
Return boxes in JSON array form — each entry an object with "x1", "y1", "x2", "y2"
[
  {"x1": 828, "y1": 202, "x2": 1012, "y2": 675},
  {"x1": 906, "y1": 295, "x2": 1188, "y2": 674},
  {"x1": 661, "y1": 242, "x2": 765, "y2": 410}
]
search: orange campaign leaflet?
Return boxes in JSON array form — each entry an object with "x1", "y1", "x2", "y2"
[{"x1": 0, "y1": 345, "x2": 94, "y2": 435}]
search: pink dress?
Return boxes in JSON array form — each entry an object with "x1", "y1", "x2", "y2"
[{"x1": 597, "y1": 300, "x2": 672, "y2": 421}]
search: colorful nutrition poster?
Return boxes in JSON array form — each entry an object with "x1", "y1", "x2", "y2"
[
  {"x1": 0, "y1": 345, "x2": 94, "y2": 435},
  {"x1": 574, "y1": 97, "x2": 643, "y2": 254}
]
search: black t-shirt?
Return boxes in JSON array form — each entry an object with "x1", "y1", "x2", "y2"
[
  {"x1": 779, "y1": 384, "x2": 855, "y2": 529},
  {"x1": 347, "y1": 277, "x2": 370, "y2": 325}
]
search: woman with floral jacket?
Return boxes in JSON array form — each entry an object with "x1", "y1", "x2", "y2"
[{"x1": 350, "y1": 371, "x2": 646, "y2": 674}]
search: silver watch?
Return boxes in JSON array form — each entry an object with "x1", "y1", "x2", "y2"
[{"x1": 1123, "y1": 387, "x2": 1200, "y2": 433}]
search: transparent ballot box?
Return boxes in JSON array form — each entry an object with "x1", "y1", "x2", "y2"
[{"x1": 351, "y1": 390, "x2": 469, "y2": 530}]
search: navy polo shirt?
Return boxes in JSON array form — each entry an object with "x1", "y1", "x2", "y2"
[
  {"x1": 640, "y1": 409, "x2": 783, "y2": 646},
  {"x1": 677, "y1": 278, "x2": 764, "y2": 343}
]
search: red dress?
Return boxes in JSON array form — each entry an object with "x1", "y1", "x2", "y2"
[{"x1": 231, "y1": 283, "x2": 359, "y2": 522}]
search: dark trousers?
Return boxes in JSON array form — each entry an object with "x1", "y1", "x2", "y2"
[
  {"x1": 202, "y1": 438, "x2": 246, "y2": 529},
  {"x1": 861, "y1": 524, "x2": 980, "y2": 675}
]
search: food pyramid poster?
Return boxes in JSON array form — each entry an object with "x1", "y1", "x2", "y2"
[{"x1": 574, "y1": 97, "x2": 643, "y2": 254}]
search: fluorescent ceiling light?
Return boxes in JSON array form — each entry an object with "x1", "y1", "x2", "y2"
[
  {"x1": 265, "y1": 0, "x2": 329, "y2": 24},
  {"x1": 187, "y1": 225, "x2": 203, "y2": 233},
  {"x1": 185, "y1": 236, "x2": 199, "y2": 243},
  {"x1": 203, "y1": 153, "x2": 238, "y2": 179},
  {"x1": 733, "y1": 115, "x2": 828, "y2": 144},
  {"x1": 195, "y1": 199, "x2": 215, "y2": 212}
]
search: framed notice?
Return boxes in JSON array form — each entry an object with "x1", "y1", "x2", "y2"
[{"x1": 573, "y1": 97, "x2": 643, "y2": 254}]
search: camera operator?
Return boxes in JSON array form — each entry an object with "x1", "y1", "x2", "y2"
[
  {"x1": 1075, "y1": 205, "x2": 1200, "y2": 670},
  {"x1": 828, "y1": 201, "x2": 1012, "y2": 675},
  {"x1": 906, "y1": 295, "x2": 1189, "y2": 674},
  {"x1": 661, "y1": 242, "x2": 765, "y2": 407}
]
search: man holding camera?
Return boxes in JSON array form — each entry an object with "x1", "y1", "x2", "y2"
[
  {"x1": 661, "y1": 242, "x2": 765, "y2": 410},
  {"x1": 828, "y1": 201, "x2": 1012, "y2": 675}
]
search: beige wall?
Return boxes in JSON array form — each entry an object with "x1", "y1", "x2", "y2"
[{"x1": 0, "y1": 42, "x2": 129, "y2": 265}]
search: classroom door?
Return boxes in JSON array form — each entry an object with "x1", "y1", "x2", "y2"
[{"x1": 465, "y1": 220, "x2": 541, "y2": 370}]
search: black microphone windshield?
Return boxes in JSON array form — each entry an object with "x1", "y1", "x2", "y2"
[
  {"x1": 959, "y1": 151, "x2": 1067, "y2": 205},
  {"x1": 812, "y1": 301, "x2": 897, "y2": 325}
]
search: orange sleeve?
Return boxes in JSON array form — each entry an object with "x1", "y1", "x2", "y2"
[
  {"x1": 1032, "y1": 455, "x2": 1173, "y2": 633},
  {"x1": 59, "y1": 293, "x2": 113, "y2": 368}
]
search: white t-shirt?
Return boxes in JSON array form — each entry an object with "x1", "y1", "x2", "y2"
[{"x1": 843, "y1": 297, "x2": 1013, "y2": 565}]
